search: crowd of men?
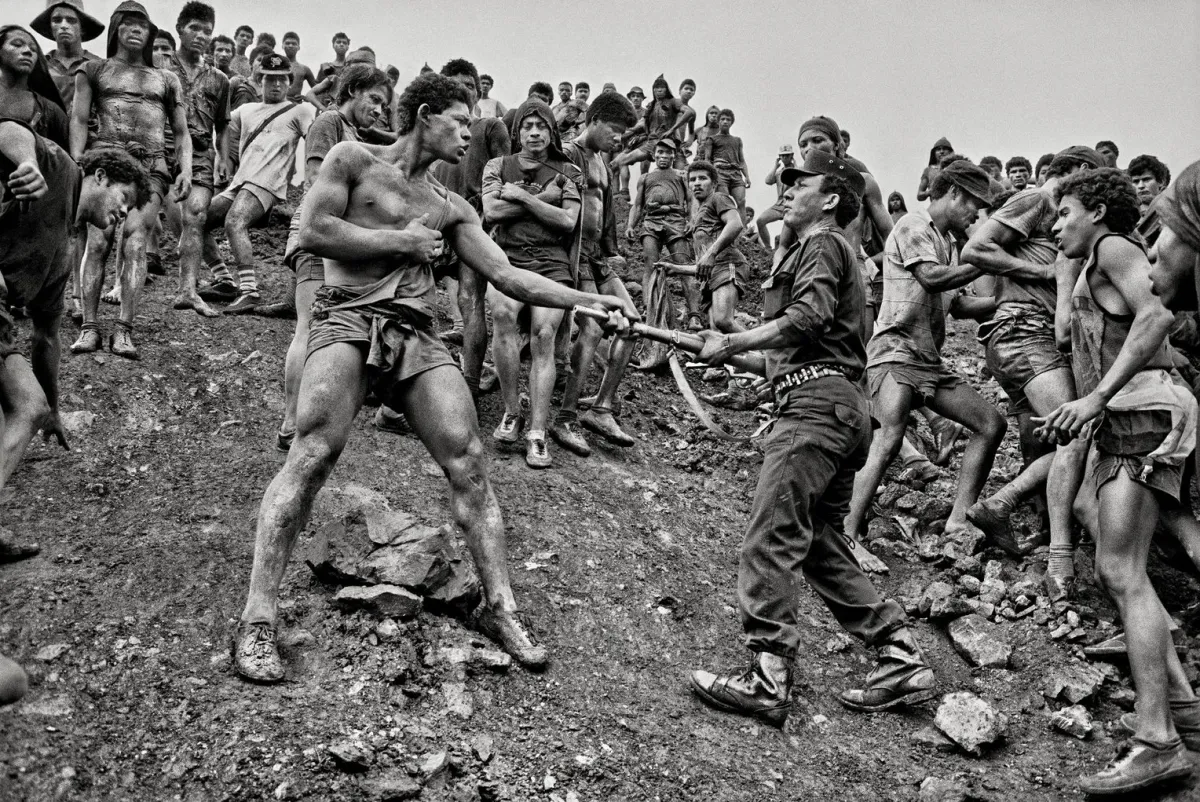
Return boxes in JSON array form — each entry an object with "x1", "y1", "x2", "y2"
[{"x1": 3, "y1": 1, "x2": 1200, "y2": 796}]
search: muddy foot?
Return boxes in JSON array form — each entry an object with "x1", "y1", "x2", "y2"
[
  {"x1": 101, "y1": 286, "x2": 121, "y2": 305},
  {"x1": 172, "y1": 293, "x2": 221, "y2": 318},
  {"x1": 846, "y1": 536, "x2": 889, "y2": 574}
]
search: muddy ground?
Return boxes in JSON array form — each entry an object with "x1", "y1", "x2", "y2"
[{"x1": 3, "y1": 192, "x2": 1200, "y2": 802}]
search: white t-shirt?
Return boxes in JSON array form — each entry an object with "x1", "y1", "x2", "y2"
[{"x1": 227, "y1": 101, "x2": 316, "y2": 200}]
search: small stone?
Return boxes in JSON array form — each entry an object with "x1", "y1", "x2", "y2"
[
  {"x1": 1106, "y1": 687, "x2": 1137, "y2": 711},
  {"x1": 1066, "y1": 610, "x2": 1081, "y2": 629},
  {"x1": 442, "y1": 682, "x2": 473, "y2": 719},
  {"x1": 327, "y1": 739, "x2": 373, "y2": 772},
  {"x1": 1013, "y1": 594, "x2": 1033, "y2": 610},
  {"x1": 375, "y1": 619, "x2": 401, "y2": 642},
  {"x1": 1044, "y1": 663, "x2": 1105, "y2": 705},
  {"x1": 543, "y1": 773, "x2": 557, "y2": 790},
  {"x1": 918, "y1": 582, "x2": 955, "y2": 618},
  {"x1": 471, "y1": 734, "x2": 494, "y2": 763},
  {"x1": 964, "y1": 600, "x2": 995, "y2": 620},
  {"x1": 35, "y1": 644, "x2": 70, "y2": 662},
  {"x1": 934, "y1": 692, "x2": 1008, "y2": 756},
  {"x1": 953, "y1": 555, "x2": 983, "y2": 578},
  {"x1": 978, "y1": 578, "x2": 1008, "y2": 606},
  {"x1": 983, "y1": 560, "x2": 1005, "y2": 582},
  {"x1": 333, "y1": 585, "x2": 422, "y2": 620},
  {"x1": 909, "y1": 726, "x2": 958, "y2": 753},
  {"x1": 824, "y1": 633, "x2": 853, "y2": 653},
  {"x1": 60, "y1": 411, "x2": 96, "y2": 434},
  {"x1": 957, "y1": 576, "x2": 981, "y2": 595},
  {"x1": 1049, "y1": 623, "x2": 1072, "y2": 640},
  {"x1": 1009, "y1": 579, "x2": 1038, "y2": 600},
  {"x1": 423, "y1": 559, "x2": 482, "y2": 617},
  {"x1": 947, "y1": 614, "x2": 1011, "y2": 668},
  {"x1": 420, "y1": 752, "x2": 448, "y2": 778},
  {"x1": 918, "y1": 776, "x2": 969, "y2": 802},
  {"x1": 370, "y1": 772, "x2": 422, "y2": 801},
  {"x1": 1050, "y1": 704, "x2": 1095, "y2": 740},
  {"x1": 929, "y1": 595, "x2": 976, "y2": 623}
]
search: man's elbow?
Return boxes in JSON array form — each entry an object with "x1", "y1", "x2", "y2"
[{"x1": 960, "y1": 240, "x2": 989, "y2": 266}]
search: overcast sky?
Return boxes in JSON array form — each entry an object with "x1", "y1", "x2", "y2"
[{"x1": 15, "y1": 0, "x2": 1200, "y2": 213}]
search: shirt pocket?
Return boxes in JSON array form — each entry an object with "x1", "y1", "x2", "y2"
[{"x1": 762, "y1": 271, "x2": 794, "y2": 319}]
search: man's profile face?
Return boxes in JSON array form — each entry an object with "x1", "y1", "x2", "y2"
[
  {"x1": 1051, "y1": 194, "x2": 1099, "y2": 260},
  {"x1": 84, "y1": 173, "x2": 136, "y2": 230},
  {"x1": 283, "y1": 38, "x2": 299, "y2": 59},
  {"x1": 680, "y1": 84, "x2": 695, "y2": 102},
  {"x1": 427, "y1": 101, "x2": 472, "y2": 163},
  {"x1": 798, "y1": 130, "x2": 835, "y2": 159},
  {"x1": 945, "y1": 188, "x2": 985, "y2": 236},
  {"x1": 783, "y1": 174, "x2": 827, "y2": 230},
  {"x1": 688, "y1": 170, "x2": 713, "y2": 200},
  {"x1": 50, "y1": 8, "x2": 82, "y2": 46},
  {"x1": 653, "y1": 145, "x2": 673, "y2": 169},
  {"x1": 1131, "y1": 172, "x2": 1163, "y2": 207},
  {"x1": 213, "y1": 42, "x2": 233, "y2": 68},
  {"x1": 0, "y1": 30, "x2": 37, "y2": 77},
  {"x1": 179, "y1": 20, "x2": 213, "y2": 58},
  {"x1": 1036, "y1": 164, "x2": 1050, "y2": 186},
  {"x1": 350, "y1": 86, "x2": 389, "y2": 128},
  {"x1": 261, "y1": 73, "x2": 289, "y2": 103},
  {"x1": 235, "y1": 29, "x2": 253, "y2": 50},
  {"x1": 558, "y1": 83, "x2": 572, "y2": 102},
  {"x1": 1007, "y1": 166, "x2": 1029, "y2": 190},
  {"x1": 519, "y1": 115, "x2": 551, "y2": 157},
  {"x1": 333, "y1": 37, "x2": 350, "y2": 56},
  {"x1": 575, "y1": 86, "x2": 589, "y2": 102},
  {"x1": 448, "y1": 73, "x2": 479, "y2": 108},
  {"x1": 1149, "y1": 226, "x2": 1200, "y2": 309}
]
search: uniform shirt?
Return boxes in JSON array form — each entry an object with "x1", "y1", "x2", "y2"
[
  {"x1": 762, "y1": 226, "x2": 866, "y2": 382},
  {"x1": 868, "y1": 209, "x2": 953, "y2": 368},
  {"x1": 692, "y1": 192, "x2": 746, "y2": 265},
  {"x1": 81, "y1": 59, "x2": 182, "y2": 155},
  {"x1": 162, "y1": 53, "x2": 230, "y2": 148},
  {"x1": 987, "y1": 187, "x2": 1060, "y2": 313},
  {"x1": 0, "y1": 119, "x2": 80, "y2": 320},
  {"x1": 226, "y1": 101, "x2": 316, "y2": 201},
  {"x1": 45, "y1": 48, "x2": 99, "y2": 112}
]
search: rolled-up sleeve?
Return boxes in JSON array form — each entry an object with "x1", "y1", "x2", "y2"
[{"x1": 777, "y1": 232, "x2": 840, "y2": 345}]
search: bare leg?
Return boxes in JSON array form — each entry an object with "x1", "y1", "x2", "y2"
[
  {"x1": 844, "y1": 374, "x2": 913, "y2": 544},
  {"x1": 113, "y1": 195, "x2": 164, "y2": 357},
  {"x1": 71, "y1": 222, "x2": 114, "y2": 352},
  {"x1": 667, "y1": 239, "x2": 701, "y2": 321},
  {"x1": 487, "y1": 288, "x2": 525, "y2": 427},
  {"x1": 926, "y1": 381, "x2": 1007, "y2": 533},
  {"x1": 281, "y1": 280, "x2": 319, "y2": 436},
  {"x1": 0, "y1": 356, "x2": 51, "y2": 489},
  {"x1": 1024, "y1": 369, "x2": 1087, "y2": 554},
  {"x1": 528, "y1": 306, "x2": 565, "y2": 434},
  {"x1": 172, "y1": 186, "x2": 219, "y2": 317},
  {"x1": 226, "y1": 191, "x2": 267, "y2": 296},
  {"x1": 756, "y1": 206, "x2": 783, "y2": 250},
  {"x1": 709, "y1": 283, "x2": 746, "y2": 334},
  {"x1": 443, "y1": 276, "x2": 463, "y2": 332},
  {"x1": 458, "y1": 266, "x2": 488, "y2": 394}
]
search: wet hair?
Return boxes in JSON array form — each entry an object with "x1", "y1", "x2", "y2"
[
  {"x1": 283, "y1": 31, "x2": 299, "y2": 43},
  {"x1": 680, "y1": 78, "x2": 695, "y2": 90},
  {"x1": 1127, "y1": 154, "x2": 1171, "y2": 187},
  {"x1": 440, "y1": 58, "x2": 480, "y2": 96},
  {"x1": 336, "y1": 64, "x2": 391, "y2": 106},
  {"x1": 155, "y1": 30, "x2": 176, "y2": 49},
  {"x1": 584, "y1": 92, "x2": 636, "y2": 127},
  {"x1": 176, "y1": 2, "x2": 215, "y2": 30},
  {"x1": 719, "y1": 108, "x2": 735, "y2": 123},
  {"x1": 1054, "y1": 167, "x2": 1140, "y2": 235},
  {"x1": 687, "y1": 160, "x2": 718, "y2": 182},
  {"x1": 79, "y1": 148, "x2": 152, "y2": 210},
  {"x1": 1005, "y1": 156, "x2": 1032, "y2": 174},
  {"x1": 929, "y1": 155, "x2": 972, "y2": 200},
  {"x1": 1035, "y1": 152, "x2": 1055, "y2": 176},
  {"x1": 576, "y1": 81, "x2": 589, "y2": 91},
  {"x1": 235, "y1": 25, "x2": 253, "y2": 38},
  {"x1": 528, "y1": 81, "x2": 553, "y2": 103},
  {"x1": 210, "y1": 34, "x2": 233, "y2": 52},
  {"x1": 480, "y1": 73, "x2": 493, "y2": 83},
  {"x1": 332, "y1": 32, "x2": 349, "y2": 43},
  {"x1": 256, "y1": 32, "x2": 275, "y2": 48},
  {"x1": 1095, "y1": 140, "x2": 1119, "y2": 158},
  {"x1": 979, "y1": 155, "x2": 1002, "y2": 171},
  {"x1": 396, "y1": 72, "x2": 471, "y2": 135},
  {"x1": 821, "y1": 174, "x2": 862, "y2": 228},
  {"x1": 1046, "y1": 154, "x2": 1091, "y2": 180},
  {"x1": 355, "y1": 46, "x2": 375, "y2": 57}
]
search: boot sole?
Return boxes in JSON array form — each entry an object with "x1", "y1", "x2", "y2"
[
  {"x1": 1079, "y1": 763, "x2": 1194, "y2": 796},
  {"x1": 838, "y1": 687, "x2": 939, "y2": 713},
  {"x1": 689, "y1": 676, "x2": 790, "y2": 727}
]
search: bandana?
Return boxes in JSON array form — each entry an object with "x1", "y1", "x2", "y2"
[{"x1": 798, "y1": 116, "x2": 842, "y2": 153}]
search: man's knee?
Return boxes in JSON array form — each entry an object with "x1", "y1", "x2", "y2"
[
  {"x1": 1095, "y1": 552, "x2": 1139, "y2": 598},
  {"x1": 444, "y1": 435, "x2": 489, "y2": 492},
  {"x1": 978, "y1": 409, "x2": 1008, "y2": 443}
]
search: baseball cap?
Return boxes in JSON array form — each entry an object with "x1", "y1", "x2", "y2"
[
  {"x1": 627, "y1": 86, "x2": 645, "y2": 98},
  {"x1": 1056, "y1": 145, "x2": 1103, "y2": 168},
  {"x1": 258, "y1": 53, "x2": 293, "y2": 76},
  {"x1": 938, "y1": 160, "x2": 996, "y2": 205},
  {"x1": 780, "y1": 151, "x2": 866, "y2": 197},
  {"x1": 653, "y1": 137, "x2": 678, "y2": 152},
  {"x1": 778, "y1": 144, "x2": 795, "y2": 157}
]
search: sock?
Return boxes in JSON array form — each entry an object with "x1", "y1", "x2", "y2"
[
  {"x1": 236, "y1": 264, "x2": 258, "y2": 294},
  {"x1": 528, "y1": 429, "x2": 546, "y2": 440},
  {"x1": 209, "y1": 261, "x2": 234, "y2": 284},
  {"x1": 1047, "y1": 544, "x2": 1075, "y2": 577}
]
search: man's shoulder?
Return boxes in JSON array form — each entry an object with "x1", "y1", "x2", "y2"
[{"x1": 999, "y1": 186, "x2": 1051, "y2": 214}]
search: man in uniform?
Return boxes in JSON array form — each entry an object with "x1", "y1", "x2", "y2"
[
  {"x1": 30, "y1": 0, "x2": 104, "y2": 114},
  {"x1": 688, "y1": 152, "x2": 935, "y2": 725},
  {"x1": 70, "y1": 0, "x2": 192, "y2": 360},
  {"x1": 230, "y1": 73, "x2": 633, "y2": 682}
]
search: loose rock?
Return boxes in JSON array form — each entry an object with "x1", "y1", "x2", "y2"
[
  {"x1": 1050, "y1": 704, "x2": 1094, "y2": 739},
  {"x1": 332, "y1": 585, "x2": 422, "y2": 620},
  {"x1": 327, "y1": 739, "x2": 373, "y2": 772},
  {"x1": 918, "y1": 776, "x2": 970, "y2": 802},
  {"x1": 947, "y1": 614, "x2": 1011, "y2": 668},
  {"x1": 1044, "y1": 663, "x2": 1105, "y2": 705},
  {"x1": 934, "y1": 692, "x2": 1007, "y2": 756}
]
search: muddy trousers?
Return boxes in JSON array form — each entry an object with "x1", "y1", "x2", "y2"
[{"x1": 738, "y1": 376, "x2": 906, "y2": 658}]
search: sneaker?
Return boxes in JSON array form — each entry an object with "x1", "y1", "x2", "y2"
[
  {"x1": 929, "y1": 415, "x2": 965, "y2": 466},
  {"x1": 966, "y1": 497, "x2": 1040, "y2": 557},
  {"x1": 224, "y1": 292, "x2": 262, "y2": 315},
  {"x1": 525, "y1": 435, "x2": 552, "y2": 469},
  {"x1": 690, "y1": 651, "x2": 793, "y2": 726},
  {"x1": 109, "y1": 328, "x2": 139, "y2": 360},
  {"x1": 250, "y1": 300, "x2": 297, "y2": 319},
  {"x1": 198, "y1": 279, "x2": 238, "y2": 302},
  {"x1": 373, "y1": 406, "x2": 411, "y2": 435},
  {"x1": 70, "y1": 327, "x2": 102, "y2": 354},
  {"x1": 492, "y1": 412, "x2": 524, "y2": 445},
  {"x1": 549, "y1": 420, "x2": 591, "y2": 457},
  {"x1": 1078, "y1": 737, "x2": 1193, "y2": 796},
  {"x1": 579, "y1": 408, "x2": 635, "y2": 446},
  {"x1": 232, "y1": 622, "x2": 286, "y2": 683},
  {"x1": 1118, "y1": 706, "x2": 1200, "y2": 752},
  {"x1": 469, "y1": 605, "x2": 547, "y2": 670}
]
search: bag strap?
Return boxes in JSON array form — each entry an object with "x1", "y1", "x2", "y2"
[{"x1": 241, "y1": 102, "x2": 298, "y2": 155}]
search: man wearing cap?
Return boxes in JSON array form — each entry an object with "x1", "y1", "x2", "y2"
[
  {"x1": 611, "y1": 75, "x2": 694, "y2": 172},
  {"x1": 962, "y1": 145, "x2": 1101, "y2": 599},
  {"x1": 688, "y1": 151, "x2": 937, "y2": 725},
  {"x1": 70, "y1": 0, "x2": 191, "y2": 360},
  {"x1": 201, "y1": 52, "x2": 315, "y2": 314},
  {"x1": 161, "y1": 2, "x2": 229, "y2": 319},
  {"x1": 30, "y1": 1, "x2": 103, "y2": 114},
  {"x1": 842, "y1": 157, "x2": 1006, "y2": 546},
  {"x1": 617, "y1": 85, "x2": 646, "y2": 195}
]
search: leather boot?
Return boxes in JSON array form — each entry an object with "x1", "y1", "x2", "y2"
[
  {"x1": 690, "y1": 651, "x2": 793, "y2": 726},
  {"x1": 839, "y1": 628, "x2": 937, "y2": 712}
]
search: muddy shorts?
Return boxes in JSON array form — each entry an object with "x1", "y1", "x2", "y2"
[
  {"x1": 640, "y1": 215, "x2": 690, "y2": 245},
  {"x1": 217, "y1": 180, "x2": 277, "y2": 215},
  {"x1": 306, "y1": 287, "x2": 458, "y2": 405},
  {"x1": 190, "y1": 148, "x2": 216, "y2": 193},
  {"x1": 982, "y1": 307, "x2": 1070, "y2": 415},
  {"x1": 715, "y1": 164, "x2": 744, "y2": 195},
  {"x1": 283, "y1": 210, "x2": 325, "y2": 284},
  {"x1": 1090, "y1": 409, "x2": 1186, "y2": 502},
  {"x1": 867, "y1": 361, "x2": 961, "y2": 410},
  {"x1": 580, "y1": 240, "x2": 616, "y2": 287},
  {"x1": 700, "y1": 260, "x2": 749, "y2": 314},
  {"x1": 503, "y1": 246, "x2": 574, "y2": 287}
]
